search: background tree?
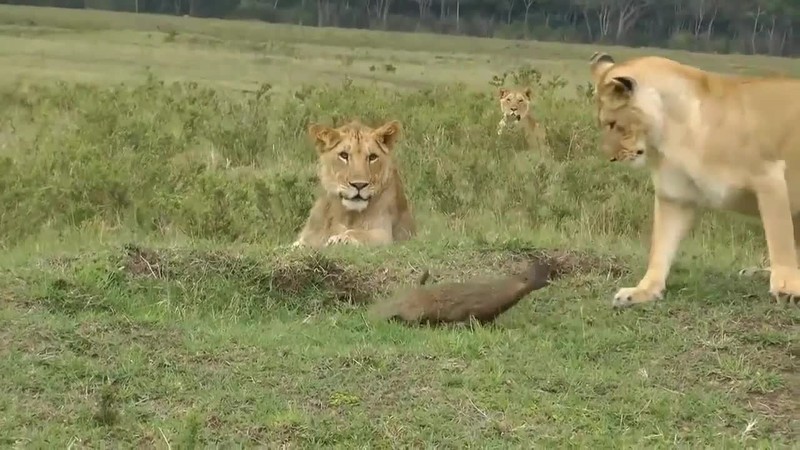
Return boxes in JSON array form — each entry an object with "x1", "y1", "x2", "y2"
[{"x1": 8, "y1": 0, "x2": 799, "y2": 56}]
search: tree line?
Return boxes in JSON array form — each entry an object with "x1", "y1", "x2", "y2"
[{"x1": 6, "y1": 0, "x2": 800, "y2": 57}]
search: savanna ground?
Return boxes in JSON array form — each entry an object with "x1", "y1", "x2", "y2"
[{"x1": 0, "y1": 4, "x2": 798, "y2": 447}]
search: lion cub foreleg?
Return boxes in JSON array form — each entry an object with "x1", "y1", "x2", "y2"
[
  {"x1": 497, "y1": 116, "x2": 512, "y2": 136},
  {"x1": 750, "y1": 163, "x2": 800, "y2": 303},
  {"x1": 325, "y1": 220, "x2": 393, "y2": 247},
  {"x1": 613, "y1": 196, "x2": 696, "y2": 308},
  {"x1": 520, "y1": 116, "x2": 549, "y2": 152}
]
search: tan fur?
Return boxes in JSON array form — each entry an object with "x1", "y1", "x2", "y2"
[
  {"x1": 589, "y1": 51, "x2": 800, "y2": 308},
  {"x1": 293, "y1": 120, "x2": 416, "y2": 249},
  {"x1": 368, "y1": 260, "x2": 553, "y2": 325},
  {"x1": 496, "y1": 87, "x2": 549, "y2": 150}
]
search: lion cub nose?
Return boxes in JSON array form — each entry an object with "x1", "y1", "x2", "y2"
[{"x1": 350, "y1": 181, "x2": 369, "y2": 190}]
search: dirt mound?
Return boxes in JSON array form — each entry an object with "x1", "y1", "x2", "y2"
[
  {"x1": 32, "y1": 243, "x2": 630, "y2": 316},
  {"x1": 495, "y1": 247, "x2": 628, "y2": 279},
  {"x1": 119, "y1": 244, "x2": 387, "y2": 308}
]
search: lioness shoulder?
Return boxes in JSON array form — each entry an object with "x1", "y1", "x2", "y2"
[{"x1": 292, "y1": 119, "x2": 416, "y2": 249}]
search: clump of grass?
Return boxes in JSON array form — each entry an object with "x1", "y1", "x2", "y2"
[{"x1": 92, "y1": 383, "x2": 120, "y2": 427}]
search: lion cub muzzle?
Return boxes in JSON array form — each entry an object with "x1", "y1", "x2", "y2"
[
  {"x1": 340, "y1": 180, "x2": 372, "y2": 211},
  {"x1": 505, "y1": 107, "x2": 522, "y2": 121}
]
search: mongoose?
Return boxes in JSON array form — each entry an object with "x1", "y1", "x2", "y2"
[{"x1": 368, "y1": 260, "x2": 552, "y2": 326}]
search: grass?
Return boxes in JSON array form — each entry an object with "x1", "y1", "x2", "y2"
[{"x1": 0, "y1": 4, "x2": 798, "y2": 447}]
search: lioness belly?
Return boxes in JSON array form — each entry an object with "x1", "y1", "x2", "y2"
[
  {"x1": 653, "y1": 160, "x2": 800, "y2": 216},
  {"x1": 653, "y1": 164, "x2": 758, "y2": 214}
]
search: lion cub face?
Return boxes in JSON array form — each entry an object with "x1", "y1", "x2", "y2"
[
  {"x1": 499, "y1": 87, "x2": 531, "y2": 121},
  {"x1": 308, "y1": 120, "x2": 402, "y2": 212},
  {"x1": 590, "y1": 53, "x2": 649, "y2": 168}
]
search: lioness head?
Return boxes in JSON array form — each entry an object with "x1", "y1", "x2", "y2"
[
  {"x1": 589, "y1": 52, "x2": 650, "y2": 168},
  {"x1": 307, "y1": 120, "x2": 402, "y2": 212},
  {"x1": 499, "y1": 87, "x2": 532, "y2": 121}
]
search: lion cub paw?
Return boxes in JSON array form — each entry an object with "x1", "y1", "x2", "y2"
[
  {"x1": 612, "y1": 285, "x2": 664, "y2": 309},
  {"x1": 325, "y1": 233, "x2": 359, "y2": 247},
  {"x1": 769, "y1": 269, "x2": 800, "y2": 306}
]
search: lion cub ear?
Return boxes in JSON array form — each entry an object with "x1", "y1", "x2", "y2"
[
  {"x1": 523, "y1": 87, "x2": 532, "y2": 100},
  {"x1": 308, "y1": 123, "x2": 341, "y2": 153},
  {"x1": 498, "y1": 88, "x2": 509, "y2": 99},
  {"x1": 589, "y1": 52, "x2": 615, "y2": 84},
  {"x1": 373, "y1": 120, "x2": 402, "y2": 151}
]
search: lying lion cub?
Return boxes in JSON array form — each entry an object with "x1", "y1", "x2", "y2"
[
  {"x1": 589, "y1": 51, "x2": 800, "y2": 308},
  {"x1": 292, "y1": 120, "x2": 416, "y2": 249}
]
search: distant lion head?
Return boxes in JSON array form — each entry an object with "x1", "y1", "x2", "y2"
[
  {"x1": 307, "y1": 119, "x2": 402, "y2": 212},
  {"x1": 589, "y1": 52, "x2": 652, "y2": 168},
  {"x1": 498, "y1": 87, "x2": 532, "y2": 122}
]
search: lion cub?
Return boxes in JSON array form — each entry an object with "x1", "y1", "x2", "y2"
[
  {"x1": 368, "y1": 260, "x2": 553, "y2": 325},
  {"x1": 292, "y1": 120, "x2": 416, "y2": 249},
  {"x1": 496, "y1": 87, "x2": 549, "y2": 151}
]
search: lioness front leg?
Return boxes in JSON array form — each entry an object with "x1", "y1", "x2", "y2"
[
  {"x1": 614, "y1": 196, "x2": 696, "y2": 308},
  {"x1": 751, "y1": 166, "x2": 800, "y2": 304}
]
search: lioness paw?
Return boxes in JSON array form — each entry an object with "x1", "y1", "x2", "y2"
[
  {"x1": 769, "y1": 269, "x2": 800, "y2": 306},
  {"x1": 612, "y1": 285, "x2": 664, "y2": 309}
]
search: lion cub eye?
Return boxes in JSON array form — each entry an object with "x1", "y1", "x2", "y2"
[
  {"x1": 368, "y1": 154, "x2": 378, "y2": 163},
  {"x1": 608, "y1": 121, "x2": 617, "y2": 130},
  {"x1": 338, "y1": 152, "x2": 349, "y2": 162}
]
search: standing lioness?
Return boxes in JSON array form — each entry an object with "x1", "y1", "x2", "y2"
[
  {"x1": 589, "y1": 52, "x2": 800, "y2": 308},
  {"x1": 293, "y1": 119, "x2": 416, "y2": 249}
]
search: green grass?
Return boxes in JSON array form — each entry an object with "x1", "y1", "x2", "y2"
[{"x1": 0, "y1": 4, "x2": 798, "y2": 447}]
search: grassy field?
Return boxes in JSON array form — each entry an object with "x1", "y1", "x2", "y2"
[{"x1": 0, "y1": 4, "x2": 798, "y2": 447}]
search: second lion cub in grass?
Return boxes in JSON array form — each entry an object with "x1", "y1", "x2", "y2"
[{"x1": 496, "y1": 87, "x2": 549, "y2": 151}]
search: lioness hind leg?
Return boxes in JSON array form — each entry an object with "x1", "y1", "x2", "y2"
[
  {"x1": 738, "y1": 213, "x2": 800, "y2": 279},
  {"x1": 751, "y1": 168, "x2": 800, "y2": 305}
]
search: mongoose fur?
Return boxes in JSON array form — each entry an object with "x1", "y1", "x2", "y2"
[{"x1": 368, "y1": 260, "x2": 552, "y2": 325}]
